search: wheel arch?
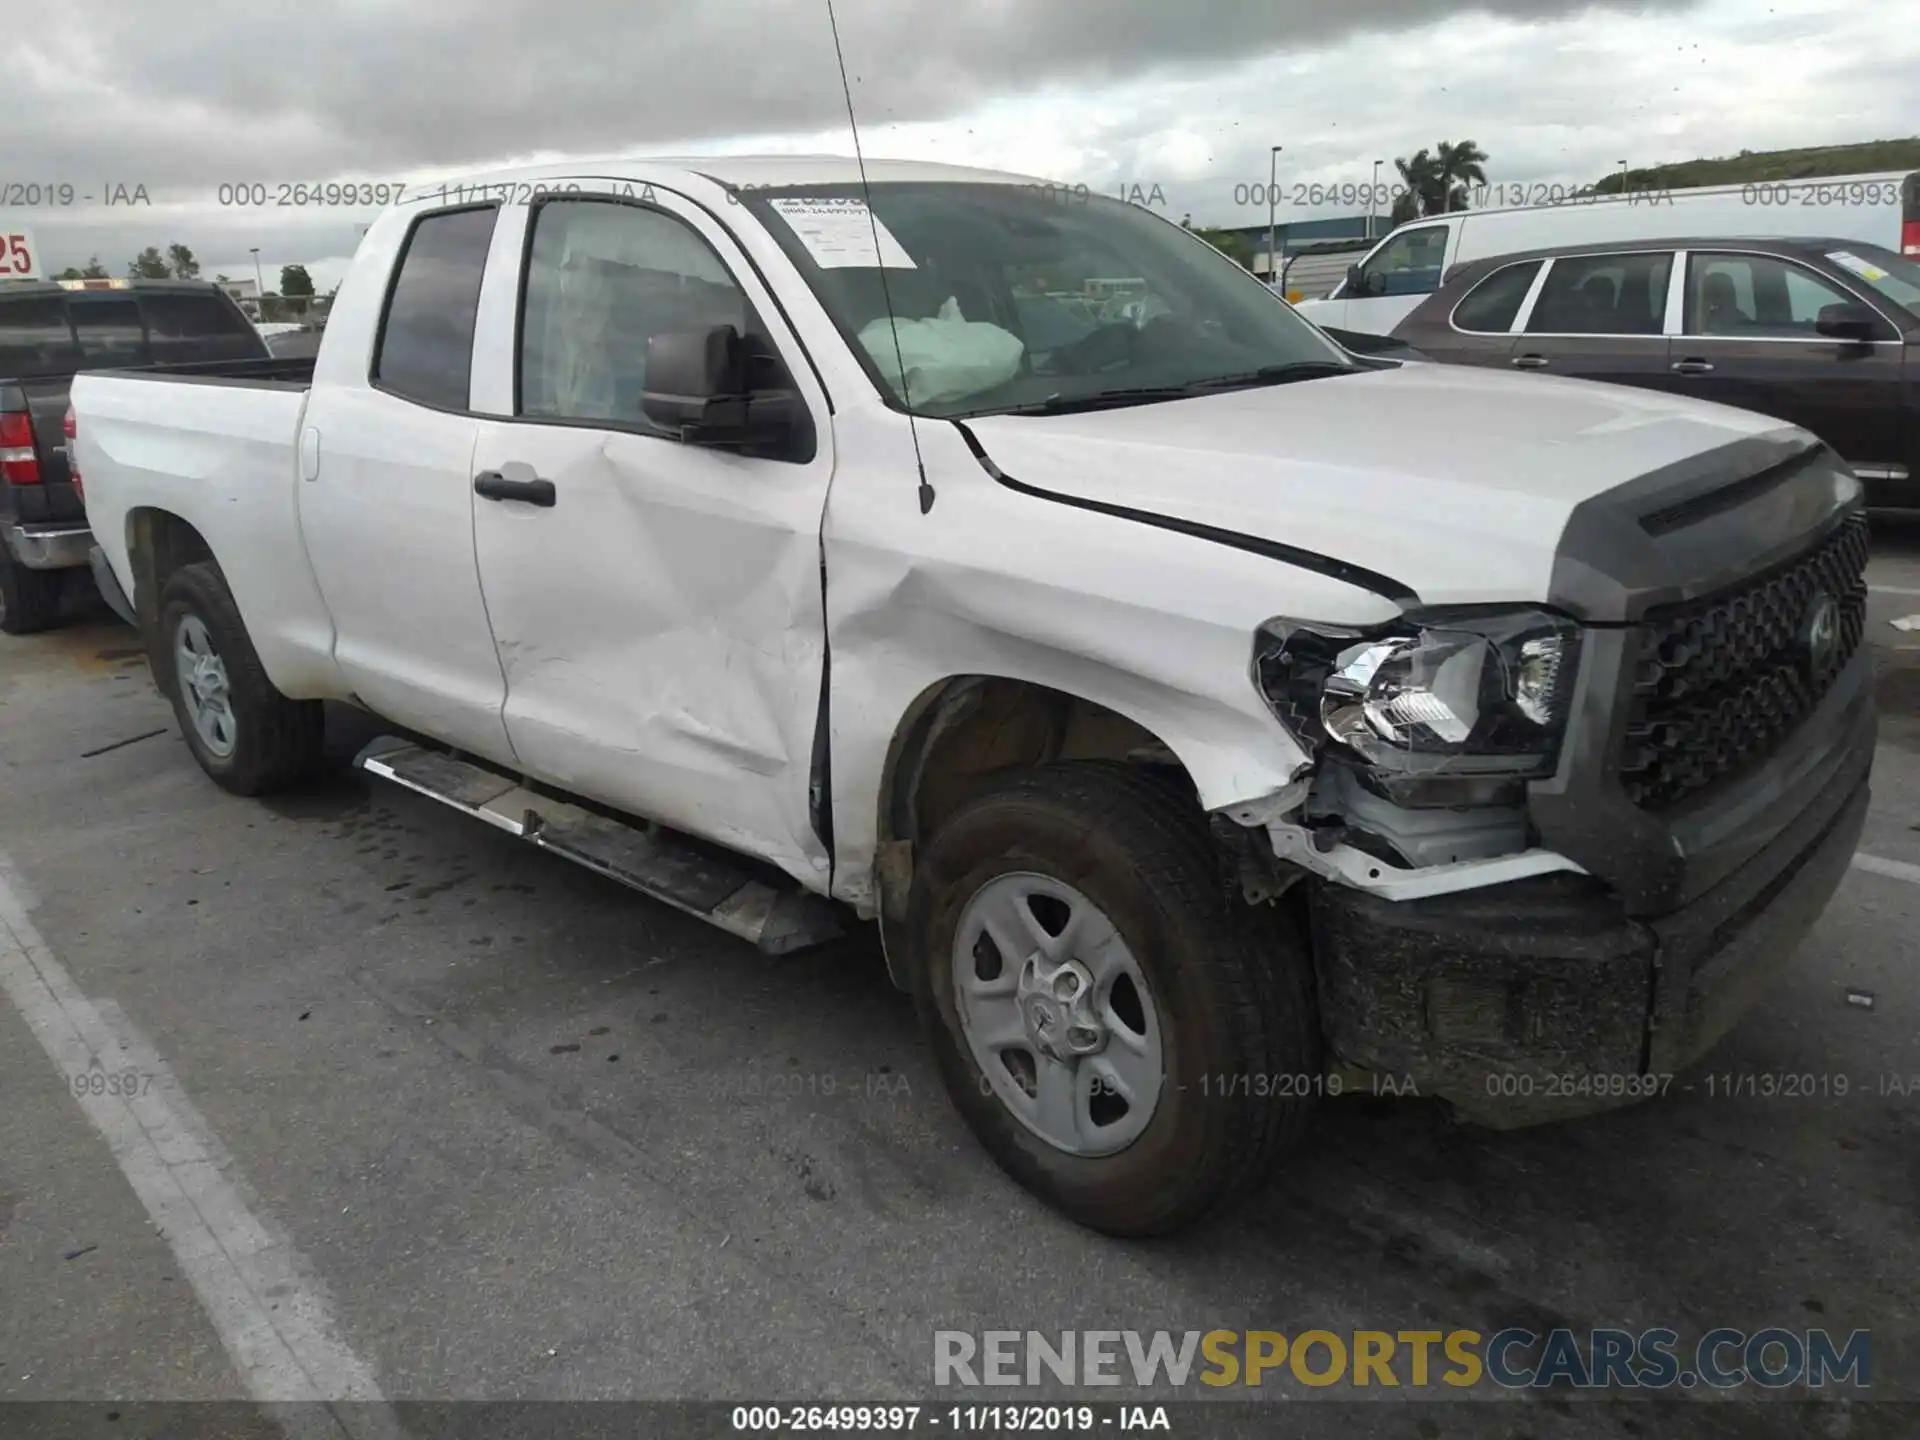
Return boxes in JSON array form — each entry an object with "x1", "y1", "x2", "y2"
[
  {"x1": 870, "y1": 673, "x2": 1218, "y2": 988},
  {"x1": 124, "y1": 508, "x2": 217, "y2": 678}
]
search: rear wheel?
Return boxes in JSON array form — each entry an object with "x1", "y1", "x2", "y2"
[
  {"x1": 0, "y1": 546, "x2": 66, "y2": 635},
  {"x1": 158, "y1": 561, "x2": 324, "y2": 794},
  {"x1": 909, "y1": 763, "x2": 1320, "y2": 1236}
]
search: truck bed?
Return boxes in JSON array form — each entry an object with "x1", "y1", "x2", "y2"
[
  {"x1": 72, "y1": 360, "x2": 337, "y2": 694},
  {"x1": 91, "y1": 355, "x2": 316, "y2": 388}
]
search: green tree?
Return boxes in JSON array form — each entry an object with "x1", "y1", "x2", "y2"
[
  {"x1": 1194, "y1": 227, "x2": 1255, "y2": 269},
  {"x1": 127, "y1": 246, "x2": 171, "y2": 279},
  {"x1": 1390, "y1": 140, "x2": 1491, "y2": 221},
  {"x1": 54, "y1": 255, "x2": 112, "y2": 280},
  {"x1": 1434, "y1": 139, "x2": 1489, "y2": 213},
  {"x1": 279, "y1": 264, "x2": 314, "y2": 298},
  {"x1": 167, "y1": 243, "x2": 201, "y2": 279},
  {"x1": 1391, "y1": 149, "x2": 1439, "y2": 224}
]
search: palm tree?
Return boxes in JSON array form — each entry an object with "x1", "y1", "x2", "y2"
[
  {"x1": 1391, "y1": 149, "x2": 1440, "y2": 224},
  {"x1": 1435, "y1": 139, "x2": 1489, "y2": 213},
  {"x1": 1390, "y1": 140, "x2": 1492, "y2": 221}
]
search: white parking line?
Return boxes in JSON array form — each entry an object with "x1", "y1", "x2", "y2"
[
  {"x1": 1868, "y1": 584, "x2": 1920, "y2": 598},
  {"x1": 1852, "y1": 852, "x2": 1920, "y2": 887},
  {"x1": 0, "y1": 852, "x2": 403, "y2": 1439}
]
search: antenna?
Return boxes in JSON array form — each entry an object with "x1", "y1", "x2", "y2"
[{"x1": 825, "y1": 0, "x2": 935, "y2": 514}]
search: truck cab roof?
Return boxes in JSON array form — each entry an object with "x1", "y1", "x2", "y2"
[{"x1": 402, "y1": 153, "x2": 1040, "y2": 199}]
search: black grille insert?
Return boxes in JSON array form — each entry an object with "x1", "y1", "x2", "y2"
[{"x1": 1618, "y1": 515, "x2": 1869, "y2": 811}]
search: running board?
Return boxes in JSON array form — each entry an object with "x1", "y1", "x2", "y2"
[{"x1": 354, "y1": 738, "x2": 843, "y2": 955}]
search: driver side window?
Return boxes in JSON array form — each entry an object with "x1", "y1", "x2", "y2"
[
  {"x1": 1356, "y1": 225, "x2": 1452, "y2": 297},
  {"x1": 518, "y1": 199, "x2": 772, "y2": 429}
]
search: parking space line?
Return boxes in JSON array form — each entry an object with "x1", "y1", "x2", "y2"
[
  {"x1": 0, "y1": 851, "x2": 404, "y2": 1439},
  {"x1": 1867, "y1": 584, "x2": 1920, "y2": 598},
  {"x1": 1851, "y1": 852, "x2": 1920, "y2": 886}
]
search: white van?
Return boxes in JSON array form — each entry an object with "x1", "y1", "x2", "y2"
[{"x1": 1296, "y1": 169, "x2": 1920, "y2": 337}]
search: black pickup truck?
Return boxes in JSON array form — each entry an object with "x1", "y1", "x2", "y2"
[{"x1": 0, "y1": 279, "x2": 269, "y2": 633}]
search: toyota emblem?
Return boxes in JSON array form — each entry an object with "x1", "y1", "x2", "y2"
[{"x1": 1801, "y1": 592, "x2": 1840, "y2": 676}]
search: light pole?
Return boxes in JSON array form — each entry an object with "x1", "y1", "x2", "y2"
[
  {"x1": 250, "y1": 247, "x2": 264, "y2": 301},
  {"x1": 1617, "y1": 159, "x2": 1629, "y2": 197},
  {"x1": 1267, "y1": 145, "x2": 1281, "y2": 288},
  {"x1": 1368, "y1": 158, "x2": 1383, "y2": 239}
]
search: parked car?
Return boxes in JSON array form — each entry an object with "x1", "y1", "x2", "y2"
[
  {"x1": 1297, "y1": 169, "x2": 1920, "y2": 338},
  {"x1": 0, "y1": 278, "x2": 272, "y2": 632},
  {"x1": 1389, "y1": 236, "x2": 1920, "y2": 511},
  {"x1": 71, "y1": 159, "x2": 1874, "y2": 1236}
]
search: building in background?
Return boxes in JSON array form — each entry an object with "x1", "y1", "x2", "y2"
[
  {"x1": 1211, "y1": 214, "x2": 1376, "y2": 299},
  {"x1": 216, "y1": 277, "x2": 261, "y2": 318}
]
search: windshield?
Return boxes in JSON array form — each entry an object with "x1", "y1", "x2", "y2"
[
  {"x1": 1824, "y1": 243, "x2": 1920, "y2": 321},
  {"x1": 743, "y1": 181, "x2": 1356, "y2": 418}
]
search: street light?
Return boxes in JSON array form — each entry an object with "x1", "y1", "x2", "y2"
[
  {"x1": 1267, "y1": 145, "x2": 1282, "y2": 288},
  {"x1": 1617, "y1": 159, "x2": 1630, "y2": 197},
  {"x1": 1368, "y1": 159, "x2": 1383, "y2": 240},
  {"x1": 250, "y1": 247, "x2": 264, "y2": 299}
]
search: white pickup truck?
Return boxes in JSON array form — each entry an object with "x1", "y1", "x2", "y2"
[{"x1": 72, "y1": 157, "x2": 1875, "y2": 1235}]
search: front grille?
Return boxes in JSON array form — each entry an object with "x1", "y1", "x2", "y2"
[{"x1": 1618, "y1": 515, "x2": 1869, "y2": 811}]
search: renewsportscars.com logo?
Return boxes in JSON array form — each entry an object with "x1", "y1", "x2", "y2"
[{"x1": 933, "y1": 1328, "x2": 1870, "y2": 1391}]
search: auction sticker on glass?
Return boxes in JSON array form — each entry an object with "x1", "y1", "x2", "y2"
[
  {"x1": 769, "y1": 197, "x2": 917, "y2": 268},
  {"x1": 1827, "y1": 250, "x2": 1891, "y2": 282}
]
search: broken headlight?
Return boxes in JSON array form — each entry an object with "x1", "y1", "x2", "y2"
[{"x1": 1254, "y1": 609, "x2": 1579, "y2": 778}]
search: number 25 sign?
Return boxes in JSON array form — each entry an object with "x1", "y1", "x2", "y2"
[{"x1": 0, "y1": 231, "x2": 40, "y2": 278}]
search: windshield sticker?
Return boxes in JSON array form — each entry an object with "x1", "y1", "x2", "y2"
[
  {"x1": 1827, "y1": 250, "x2": 1890, "y2": 282},
  {"x1": 769, "y1": 197, "x2": 917, "y2": 269}
]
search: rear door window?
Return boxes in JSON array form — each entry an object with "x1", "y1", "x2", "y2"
[
  {"x1": 0, "y1": 296, "x2": 79, "y2": 375},
  {"x1": 140, "y1": 292, "x2": 264, "y2": 364},
  {"x1": 373, "y1": 205, "x2": 500, "y2": 410},
  {"x1": 70, "y1": 298, "x2": 149, "y2": 366},
  {"x1": 1450, "y1": 260, "x2": 1542, "y2": 333},
  {"x1": 1525, "y1": 252, "x2": 1673, "y2": 335}
]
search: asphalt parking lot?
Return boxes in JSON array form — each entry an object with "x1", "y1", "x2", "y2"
[{"x1": 2, "y1": 524, "x2": 1918, "y2": 1440}]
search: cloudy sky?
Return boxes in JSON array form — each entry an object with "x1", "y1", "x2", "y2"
[{"x1": 10, "y1": 0, "x2": 1916, "y2": 291}]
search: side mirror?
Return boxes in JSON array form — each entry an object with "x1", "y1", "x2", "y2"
[
  {"x1": 1344, "y1": 264, "x2": 1365, "y2": 297},
  {"x1": 640, "y1": 324, "x2": 795, "y2": 447},
  {"x1": 1815, "y1": 302, "x2": 1880, "y2": 343}
]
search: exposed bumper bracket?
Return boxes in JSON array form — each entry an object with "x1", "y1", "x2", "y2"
[{"x1": 6, "y1": 524, "x2": 91, "y2": 571}]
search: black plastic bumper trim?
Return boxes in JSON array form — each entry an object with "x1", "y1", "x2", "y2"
[{"x1": 1310, "y1": 765, "x2": 1869, "y2": 1124}]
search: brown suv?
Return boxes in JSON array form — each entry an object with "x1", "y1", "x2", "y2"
[{"x1": 1391, "y1": 236, "x2": 1919, "y2": 510}]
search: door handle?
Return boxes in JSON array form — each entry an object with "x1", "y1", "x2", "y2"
[
  {"x1": 1511, "y1": 354, "x2": 1550, "y2": 370},
  {"x1": 473, "y1": 471, "x2": 556, "y2": 507},
  {"x1": 1670, "y1": 359, "x2": 1715, "y2": 375}
]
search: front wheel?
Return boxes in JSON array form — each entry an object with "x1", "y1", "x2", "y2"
[
  {"x1": 909, "y1": 763, "x2": 1321, "y2": 1236},
  {"x1": 158, "y1": 561, "x2": 324, "y2": 795}
]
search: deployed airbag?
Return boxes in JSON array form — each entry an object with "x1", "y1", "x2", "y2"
[{"x1": 858, "y1": 298, "x2": 1024, "y2": 406}]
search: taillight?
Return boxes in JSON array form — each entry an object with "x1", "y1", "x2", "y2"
[
  {"x1": 1904, "y1": 218, "x2": 1920, "y2": 257},
  {"x1": 0, "y1": 410, "x2": 39, "y2": 485},
  {"x1": 63, "y1": 403, "x2": 81, "y2": 500}
]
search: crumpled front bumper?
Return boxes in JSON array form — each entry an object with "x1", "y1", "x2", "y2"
[{"x1": 1307, "y1": 722, "x2": 1872, "y2": 1127}]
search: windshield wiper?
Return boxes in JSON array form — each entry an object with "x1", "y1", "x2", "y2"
[
  {"x1": 984, "y1": 387, "x2": 1200, "y2": 417},
  {"x1": 1187, "y1": 361, "x2": 1359, "y2": 391},
  {"x1": 975, "y1": 362, "x2": 1359, "y2": 418}
]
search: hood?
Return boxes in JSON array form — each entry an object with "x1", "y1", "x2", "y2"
[{"x1": 960, "y1": 361, "x2": 1803, "y2": 610}]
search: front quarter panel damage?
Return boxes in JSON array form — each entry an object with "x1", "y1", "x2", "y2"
[{"x1": 821, "y1": 404, "x2": 1403, "y2": 912}]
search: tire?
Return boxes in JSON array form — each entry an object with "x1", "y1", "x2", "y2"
[
  {"x1": 0, "y1": 545, "x2": 66, "y2": 635},
  {"x1": 157, "y1": 561, "x2": 324, "y2": 795},
  {"x1": 909, "y1": 762, "x2": 1320, "y2": 1236}
]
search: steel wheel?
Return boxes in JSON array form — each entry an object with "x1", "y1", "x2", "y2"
[
  {"x1": 952, "y1": 872, "x2": 1164, "y2": 1157},
  {"x1": 173, "y1": 612, "x2": 238, "y2": 759}
]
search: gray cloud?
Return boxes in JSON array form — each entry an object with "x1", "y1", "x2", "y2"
[
  {"x1": 17, "y1": 0, "x2": 1693, "y2": 193},
  {"x1": 21, "y1": 0, "x2": 1915, "y2": 282}
]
